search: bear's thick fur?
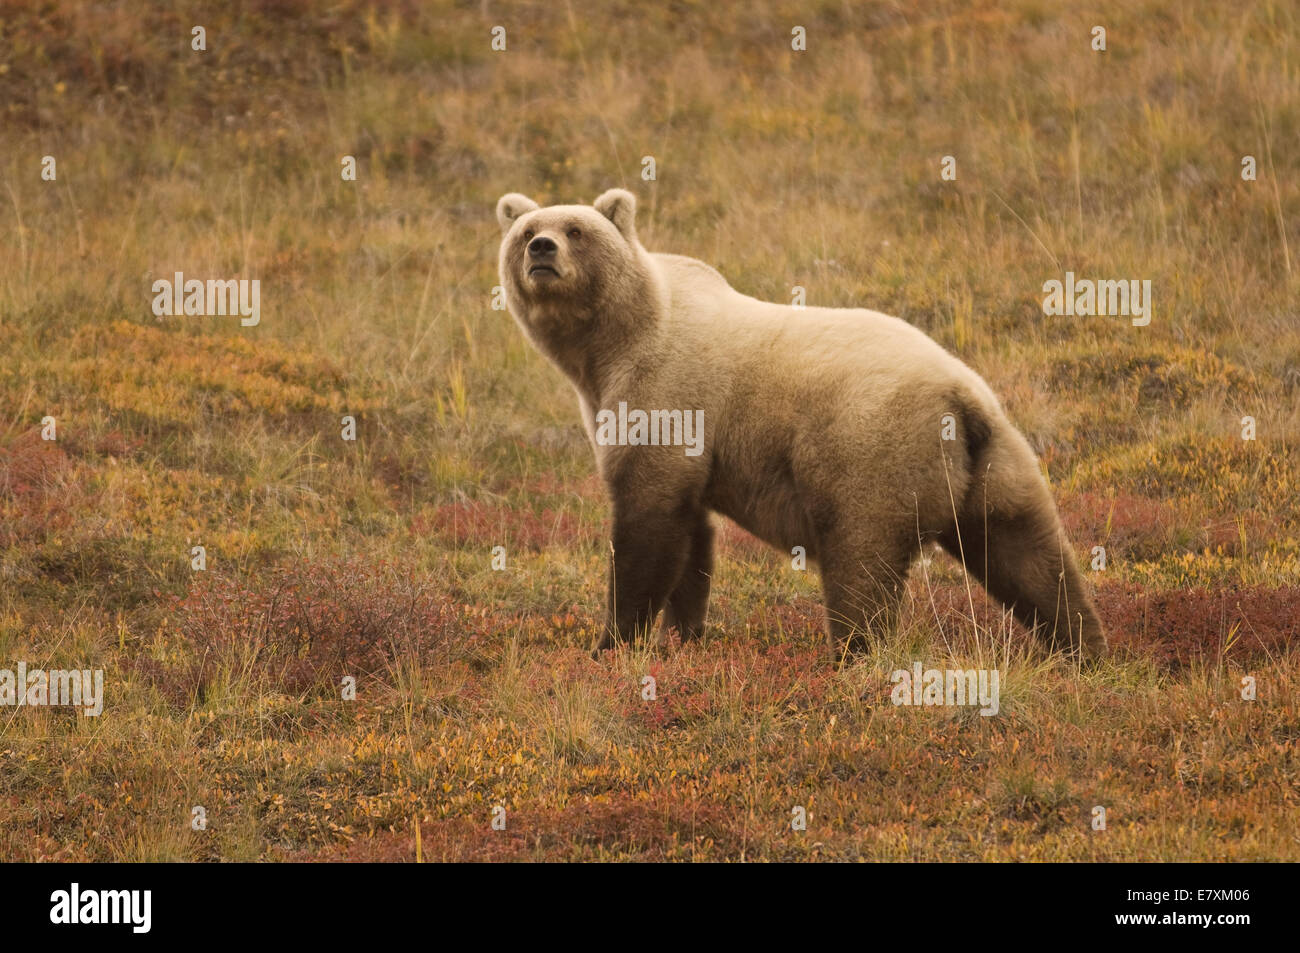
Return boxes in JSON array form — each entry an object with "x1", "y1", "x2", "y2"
[{"x1": 497, "y1": 188, "x2": 1107, "y2": 661}]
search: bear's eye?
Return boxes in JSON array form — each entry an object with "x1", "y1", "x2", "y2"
[
  {"x1": 523, "y1": 229, "x2": 535, "y2": 241},
  {"x1": 568, "y1": 228, "x2": 581, "y2": 239}
]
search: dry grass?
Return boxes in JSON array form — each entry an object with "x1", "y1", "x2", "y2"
[{"x1": 0, "y1": 0, "x2": 1297, "y2": 861}]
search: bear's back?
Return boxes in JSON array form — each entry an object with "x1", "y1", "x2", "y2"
[{"x1": 643, "y1": 250, "x2": 1004, "y2": 430}]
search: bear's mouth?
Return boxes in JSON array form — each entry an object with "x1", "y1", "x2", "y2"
[{"x1": 528, "y1": 265, "x2": 560, "y2": 278}]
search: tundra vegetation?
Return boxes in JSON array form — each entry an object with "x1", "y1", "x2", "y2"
[{"x1": 0, "y1": 1, "x2": 1296, "y2": 860}]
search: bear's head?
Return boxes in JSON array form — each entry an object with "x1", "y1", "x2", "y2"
[{"x1": 496, "y1": 189, "x2": 655, "y2": 348}]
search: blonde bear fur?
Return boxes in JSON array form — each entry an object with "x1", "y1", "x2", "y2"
[{"x1": 496, "y1": 188, "x2": 1107, "y2": 661}]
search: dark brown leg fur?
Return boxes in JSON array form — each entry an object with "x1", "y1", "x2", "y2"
[
  {"x1": 660, "y1": 518, "x2": 714, "y2": 643},
  {"x1": 591, "y1": 501, "x2": 698, "y2": 654}
]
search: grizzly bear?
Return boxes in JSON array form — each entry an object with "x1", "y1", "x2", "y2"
[{"x1": 496, "y1": 188, "x2": 1107, "y2": 661}]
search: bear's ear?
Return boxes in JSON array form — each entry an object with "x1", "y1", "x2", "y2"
[
  {"x1": 496, "y1": 193, "x2": 540, "y2": 232},
  {"x1": 593, "y1": 188, "x2": 637, "y2": 242}
]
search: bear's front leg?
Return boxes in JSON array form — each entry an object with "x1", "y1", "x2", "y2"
[
  {"x1": 660, "y1": 517, "x2": 714, "y2": 644},
  {"x1": 817, "y1": 523, "x2": 912, "y2": 658},
  {"x1": 590, "y1": 501, "x2": 696, "y2": 655}
]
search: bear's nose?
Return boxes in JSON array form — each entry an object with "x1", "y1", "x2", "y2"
[{"x1": 528, "y1": 235, "x2": 557, "y2": 258}]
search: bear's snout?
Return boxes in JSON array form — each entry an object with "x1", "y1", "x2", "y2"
[{"x1": 527, "y1": 235, "x2": 558, "y2": 259}]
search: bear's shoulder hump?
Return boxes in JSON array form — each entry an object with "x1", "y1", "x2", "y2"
[{"x1": 650, "y1": 253, "x2": 733, "y2": 292}]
